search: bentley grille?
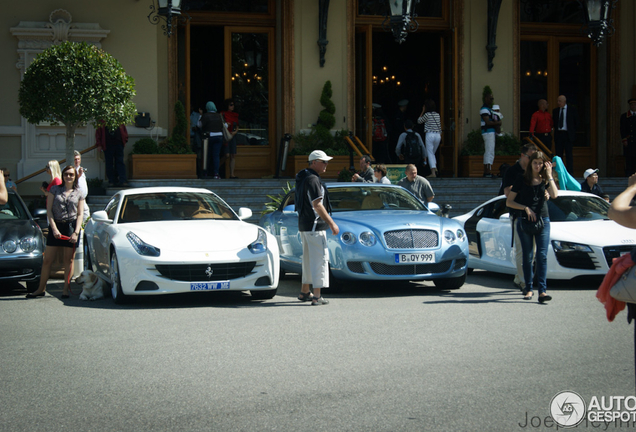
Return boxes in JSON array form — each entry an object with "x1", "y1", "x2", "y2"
[{"x1": 384, "y1": 229, "x2": 438, "y2": 249}]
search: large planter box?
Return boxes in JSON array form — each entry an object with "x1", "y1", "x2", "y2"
[
  {"x1": 460, "y1": 155, "x2": 519, "y2": 177},
  {"x1": 130, "y1": 154, "x2": 197, "y2": 179},
  {"x1": 285, "y1": 155, "x2": 353, "y2": 180}
]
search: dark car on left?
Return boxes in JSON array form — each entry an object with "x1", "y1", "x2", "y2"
[{"x1": 0, "y1": 190, "x2": 47, "y2": 292}]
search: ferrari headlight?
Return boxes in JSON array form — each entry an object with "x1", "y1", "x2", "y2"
[
  {"x1": 20, "y1": 237, "x2": 38, "y2": 253},
  {"x1": 443, "y1": 230, "x2": 456, "y2": 243},
  {"x1": 341, "y1": 232, "x2": 356, "y2": 245},
  {"x1": 552, "y1": 241, "x2": 592, "y2": 253},
  {"x1": 359, "y1": 231, "x2": 377, "y2": 247},
  {"x1": 249, "y1": 229, "x2": 268, "y2": 254},
  {"x1": 127, "y1": 232, "x2": 161, "y2": 257},
  {"x1": 2, "y1": 240, "x2": 17, "y2": 253}
]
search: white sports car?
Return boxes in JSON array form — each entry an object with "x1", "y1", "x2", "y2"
[
  {"x1": 453, "y1": 191, "x2": 636, "y2": 280},
  {"x1": 84, "y1": 187, "x2": 279, "y2": 303}
]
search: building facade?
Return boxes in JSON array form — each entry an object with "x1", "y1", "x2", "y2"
[{"x1": 1, "y1": 1, "x2": 634, "y2": 193}]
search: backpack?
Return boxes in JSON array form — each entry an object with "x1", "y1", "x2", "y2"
[
  {"x1": 403, "y1": 132, "x2": 422, "y2": 160},
  {"x1": 372, "y1": 118, "x2": 387, "y2": 142}
]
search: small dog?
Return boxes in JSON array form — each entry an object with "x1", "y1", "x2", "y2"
[{"x1": 76, "y1": 270, "x2": 105, "y2": 301}]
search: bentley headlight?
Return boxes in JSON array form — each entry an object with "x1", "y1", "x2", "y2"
[
  {"x1": 456, "y1": 230, "x2": 465, "y2": 242},
  {"x1": 443, "y1": 230, "x2": 456, "y2": 243},
  {"x1": 127, "y1": 232, "x2": 161, "y2": 257},
  {"x1": 359, "y1": 231, "x2": 377, "y2": 247},
  {"x1": 249, "y1": 229, "x2": 268, "y2": 254},
  {"x1": 552, "y1": 241, "x2": 592, "y2": 253},
  {"x1": 341, "y1": 232, "x2": 356, "y2": 245},
  {"x1": 3, "y1": 240, "x2": 17, "y2": 253},
  {"x1": 20, "y1": 237, "x2": 38, "y2": 253}
]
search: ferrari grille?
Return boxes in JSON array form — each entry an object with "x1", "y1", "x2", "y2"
[
  {"x1": 384, "y1": 229, "x2": 438, "y2": 249},
  {"x1": 155, "y1": 262, "x2": 257, "y2": 282},
  {"x1": 369, "y1": 261, "x2": 451, "y2": 275}
]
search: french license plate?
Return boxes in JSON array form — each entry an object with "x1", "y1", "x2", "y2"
[
  {"x1": 190, "y1": 281, "x2": 230, "y2": 291},
  {"x1": 395, "y1": 253, "x2": 435, "y2": 264}
]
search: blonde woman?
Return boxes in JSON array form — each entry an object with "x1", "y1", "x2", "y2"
[{"x1": 40, "y1": 160, "x2": 62, "y2": 197}]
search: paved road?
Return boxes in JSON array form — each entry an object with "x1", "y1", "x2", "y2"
[{"x1": 1, "y1": 271, "x2": 633, "y2": 431}]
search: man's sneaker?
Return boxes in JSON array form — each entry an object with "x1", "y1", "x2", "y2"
[{"x1": 311, "y1": 297, "x2": 329, "y2": 306}]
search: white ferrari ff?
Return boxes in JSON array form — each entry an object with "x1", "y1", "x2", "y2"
[
  {"x1": 84, "y1": 187, "x2": 279, "y2": 303},
  {"x1": 453, "y1": 191, "x2": 636, "y2": 280}
]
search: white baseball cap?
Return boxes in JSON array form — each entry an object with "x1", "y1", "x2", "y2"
[
  {"x1": 583, "y1": 168, "x2": 599, "y2": 179},
  {"x1": 308, "y1": 150, "x2": 333, "y2": 162}
]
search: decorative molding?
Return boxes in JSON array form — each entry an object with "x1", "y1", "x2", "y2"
[
  {"x1": 318, "y1": 0, "x2": 330, "y2": 67},
  {"x1": 10, "y1": 9, "x2": 110, "y2": 74},
  {"x1": 486, "y1": 0, "x2": 503, "y2": 71}
]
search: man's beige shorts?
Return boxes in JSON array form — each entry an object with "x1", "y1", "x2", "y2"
[{"x1": 300, "y1": 231, "x2": 329, "y2": 288}]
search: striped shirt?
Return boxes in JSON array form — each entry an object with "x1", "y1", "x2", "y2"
[{"x1": 417, "y1": 112, "x2": 442, "y2": 133}]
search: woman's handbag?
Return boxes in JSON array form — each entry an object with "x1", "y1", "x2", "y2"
[
  {"x1": 220, "y1": 113, "x2": 233, "y2": 142},
  {"x1": 520, "y1": 217, "x2": 544, "y2": 234},
  {"x1": 610, "y1": 265, "x2": 636, "y2": 303}
]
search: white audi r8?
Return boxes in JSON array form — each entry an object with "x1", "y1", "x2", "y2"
[
  {"x1": 84, "y1": 187, "x2": 279, "y2": 303},
  {"x1": 453, "y1": 191, "x2": 636, "y2": 280}
]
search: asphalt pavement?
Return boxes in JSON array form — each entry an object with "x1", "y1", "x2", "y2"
[{"x1": 0, "y1": 271, "x2": 633, "y2": 432}]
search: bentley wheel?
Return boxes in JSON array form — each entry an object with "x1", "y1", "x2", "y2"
[
  {"x1": 433, "y1": 273, "x2": 467, "y2": 290},
  {"x1": 110, "y1": 251, "x2": 127, "y2": 304}
]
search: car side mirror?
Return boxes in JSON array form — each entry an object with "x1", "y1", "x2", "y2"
[
  {"x1": 32, "y1": 208, "x2": 48, "y2": 229},
  {"x1": 238, "y1": 207, "x2": 253, "y2": 220},
  {"x1": 282, "y1": 205, "x2": 297, "y2": 215},
  {"x1": 499, "y1": 213, "x2": 510, "y2": 221},
  {"x1": 91, "y1": 210, "x2": 111, "y2": 222},
  {"x1": 427, "y1": 202, "x2": 440, "y2": 214}
]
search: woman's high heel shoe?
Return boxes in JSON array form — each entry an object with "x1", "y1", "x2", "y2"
[{"x1": 25, "y1": 292, "x2": 45, "y2": 298}]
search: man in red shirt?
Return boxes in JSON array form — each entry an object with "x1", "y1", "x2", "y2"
[{"x1": 529, "y1": 99, "x2": 553, "y2": 151}]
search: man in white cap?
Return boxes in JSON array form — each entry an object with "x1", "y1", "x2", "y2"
[
  {"x1": 295, "y1": 150, "x2": 340, "y2": 305},
  {"x1": 581, "y1": 168, "x2": 607, "y2": 200}
]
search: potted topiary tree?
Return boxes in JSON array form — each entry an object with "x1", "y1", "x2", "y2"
[
  {"x1": 129, "y1": 101, "x2": 197, "y2": 179},
  {"x1": 286, "y1": 81, "x2": 350, "y2": 179},
  {"x1": 19, "y1": 41, "x2": 136, "y2": 165}
]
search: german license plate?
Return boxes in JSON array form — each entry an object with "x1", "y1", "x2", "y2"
[
  {"x1": 190, "y1": 281, "x2": 230, "y2": 291},
  {"x1": 395, "y1": 253, "x2": 435, "y2": 264}
]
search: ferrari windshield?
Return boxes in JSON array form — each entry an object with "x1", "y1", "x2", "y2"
[
  {"x1": 547, "y1": 195, "x2": 610, "y2": 222},
  {"x1": 329, "y1": 186, "x2": 428, "y2": 212},
  {"x1": 117, "y1": 192, "x2": 238, "y2": 223},
  {"x1": 0, "y1": 193, "x2": 30, "y2": 221}
]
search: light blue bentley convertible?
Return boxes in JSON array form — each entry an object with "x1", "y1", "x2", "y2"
[{"x1": 259, "y1": 184, "x2": 468, "y2": 290}]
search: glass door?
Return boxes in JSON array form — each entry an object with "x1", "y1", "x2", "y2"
[
  {"x1": 520, "y1": 36, "x2": 595, "y2": 174},
  {"x1": 224, "y1": 27, "x2": 276, "y2": 177}
]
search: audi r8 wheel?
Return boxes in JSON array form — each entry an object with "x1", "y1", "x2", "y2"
[
  {"x1": 110, "y1": 251, "x2": 127, "y2": 304},
  {"x1": 433, "y1": 272, "x2": 466, "y2": 290}
]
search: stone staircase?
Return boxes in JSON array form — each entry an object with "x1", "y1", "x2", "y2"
[{"x1": 87, "y1": 176, "x2": 633, "y2": 221}]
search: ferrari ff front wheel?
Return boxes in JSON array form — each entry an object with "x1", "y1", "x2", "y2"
[
  {"x1": 433, "y1": 272, "x2": 466, "y2": 290},
  {"x1": 250, "y1": 288, "x2": 277, "y2": 300},
  {"x1": 110, "y1": 251, "x2": 127, "y2": 304}
]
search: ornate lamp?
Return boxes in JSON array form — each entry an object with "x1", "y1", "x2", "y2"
[
  {"x1": 148, "y1": 0, "x2": 182, "y2": 37},
  {"x1": 582, "y1": 0, "x2": 618, "y2": 46},
  {"x1": 383, "y1": 0, "x2": 420, "y2": 44}
]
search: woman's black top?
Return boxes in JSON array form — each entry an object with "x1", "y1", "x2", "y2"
[
  {"x1": 511, "y1": 174, "x2": 549, "y2": 218},
  {"x1": 200, "y1": 112, "x2": 223, "y2": 133}
]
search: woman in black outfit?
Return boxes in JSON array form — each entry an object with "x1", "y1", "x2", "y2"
[{"x1": 506, "y1": 152, "x2": 558, "y2": 302}]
